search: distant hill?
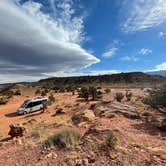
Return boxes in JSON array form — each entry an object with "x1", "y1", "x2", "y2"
[
  {"x1": 0, "y1": 82, "x2": 34, "y2": 88},
  {"x1": 38, "y1": 72, "x2": 166, "y2": 87},
  {"x1": 147, "y1": 70, "x2": 166, "y2": 77}
]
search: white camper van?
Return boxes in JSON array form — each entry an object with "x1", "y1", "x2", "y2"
[{"x1": 17, "y1": 97, "x2": 48, "y2": 115}]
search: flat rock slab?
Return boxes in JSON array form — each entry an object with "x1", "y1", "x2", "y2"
[{"x1": 92, "y1": 102, "x2": 140, "y2": 119}]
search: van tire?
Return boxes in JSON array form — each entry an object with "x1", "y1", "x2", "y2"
[{"x1": 23, "y1": 111, "x2": 27, "y2": 115}]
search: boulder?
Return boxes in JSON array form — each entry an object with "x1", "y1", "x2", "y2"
[
  {"x1": 72, "y1": 109, "x2": 96, "y2": 125},
  {"x1": 8, "y1": 124, "x2": 25, "y2": 138},
  {"x1": 111, "y1": 103, "x2": 140, "y2": 119},
  {"x1": 149, "y1": 116, "x2": 166, "y2": 131},
  {"x1": 92, "y1": 102, "x2": 140, "y2": 119}
]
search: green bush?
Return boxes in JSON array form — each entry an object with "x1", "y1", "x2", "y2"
[
  {"x1": 66, "y1": 86, "x2": 75, "y2": 92},
  {"x1": 59, "y1": 87, "x2": 66, "y2": 93},
  {"x1": 35, "y1": 89, "x2": 41, "y2": 95},
  {"x1": 89, "y1": 86, "x2": 98, "y2": 100},
  {"x1": 115, "y1": 92, "x2": 124, "y2": 102},
  {"x1": 143, "y1": 85, "x2": 166, "y2": 108},
  {"x1": 105, "y1": 131, "x2": 117, "y2": 149},
  {"x1": 1, "y1": 90, "x2": 14, "y2": 98},
  {"x1": 41, "y1": 91, "x2": 46, "y2": 96},
  {"x1": 0, "y1": 97, "x2": 8, "y2": 105},
  {"x1": 125, "y1": 91, "x2": 132, "y2": 101},
  {"x1": 47, "y1": 94, "x2": 55, "y2": 106},
  {"x1": 79, "y1": 87, "x2": 89, "y2": 101},
  {"x1": 79, "y1": 86, "x2": 101, "y2": 101},
  {"x1": 104, "y1": 88, "x2": 111, "y2": 93},
  {"x1": 43, "y1": 128, "x2": 80, "y2": 148},
  {"x1": 14, "y1": 89, "x2": 21, "y2": 96}
]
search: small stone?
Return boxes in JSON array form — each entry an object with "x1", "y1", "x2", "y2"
[{"x1": 82, "y1": 159, "x2": 89, "y2": 166}]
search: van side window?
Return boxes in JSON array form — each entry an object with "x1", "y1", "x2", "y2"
[
  {"x1": 33, "y1": 101, "x2": 42, "y2": 106},
  {"x1": 26, "y1": 102, "x2": 33, "y2": 108}
]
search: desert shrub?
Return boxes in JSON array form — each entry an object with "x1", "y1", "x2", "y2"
[
  {"x1": 97, "y1": 86, "x2": 102, "y2": 89},
  {"x1": 0, "y1": 97, "x2": 8, "y2": 105},
  {"x1": 31, "y1": 130, "x2": 41, "y2": 139},
  {"x1": 48, "y1": 94, "x2": 55, "y2": 105},
  {"x1": 66, "y1": 86, "x2": 75, "y2": 92},
  {"x1": 41, "y1": 91, "x2": 46, "y2": 96},
  {"x1": 35, "y1": 89, "x2": 41, "y2": 95},
  {"x1": 14, "y1": 89, "x2": 21, "y2": 96},
  {"x1": 143, "y1": 85, "x2": 166, "y2": 108},
  {"x1": 115, "y1": 92, "x2": 124, "y2": 102},
  {"x1": 125, "y1": 91, "x2": 132, "y2": 101},
  {"x1": 43, "y1": 128, "x2": 80, "y2": 148},
  {"x1": 44, "y1": 89, "x2": 49, "y2": 94},
  {"x1": 79, "y1": 87, "x2": 89, "y2": 101},
  {"x1": 89, "y1": 86, "x2": 98, "y2": 100},
  {"x1": 97, "y1": 90, "x2": 103, "y2": 99},
  {"x1": 1, "y1": 90, "x2": 14, "y2": 98},
  {"x1": 105, "y1": 88, "x2": 111, "y2": 93},
  {"x1": 79, "y1": 87, "x2": 101, "y2": 101},
  {"x1": 59, "y1": 87, "x2": 65, "y2": 93},
  {"x1": 105, "y1": 131, "x2": 117, "y2": 149}
]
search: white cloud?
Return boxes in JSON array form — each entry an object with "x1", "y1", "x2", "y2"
[
  {"x1": 0, "y1": 0, "x2": 99, "y2": 83},
  {"x1": 43, "y1": 70, "x2": 120, "y2": 77},
  {"x1": 123, "y1": 0, "x2": 166, "y2": 32},
  {"x1": 159, "y1": 31, "x2": 166, "y2": 37},
  {"x1": 155, "y1": 62, "x2": 166, "y2": 70},
  {"x1": 102, "y1": 47, "x2": 118, "y2": 58},
  {"x1": 145, "y1": 62, "x2": 166, "y2": 72},
  {"x1": 120, "y1": 56, "x2": 139, "y2": 61},
  {"x1": 138, "y1": 48, "x2": 152, "y2": 55},
  {"x1": 120, "y1": 56, "x2": 131, "y2": 61}
]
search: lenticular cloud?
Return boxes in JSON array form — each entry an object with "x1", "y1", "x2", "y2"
[{"x1": 0, "y1": 0, "x2": 99, "y2": 83}]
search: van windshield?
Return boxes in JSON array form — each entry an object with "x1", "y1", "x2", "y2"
[{"x1": 20, "y1": 100, "x2": 30, "y2": 108}]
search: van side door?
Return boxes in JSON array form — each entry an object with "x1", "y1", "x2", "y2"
[
  {"x1": 26, "y1": 102, "x2": 33, "y2": 113},
  {"x1": 32, "y1": 101, "x2": 42, "y2": 112}
]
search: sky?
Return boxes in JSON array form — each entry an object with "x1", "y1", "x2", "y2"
[{"x1": 0, "y1": 0, "x2": 166, "y2": 83}]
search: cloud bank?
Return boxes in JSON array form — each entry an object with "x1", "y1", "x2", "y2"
[{"x1": 0, "y1": 0, "x2": 99, "y2": 83}]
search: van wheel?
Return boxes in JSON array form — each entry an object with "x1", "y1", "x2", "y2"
[{"x1": 23, "y1": 111, "x2": 27, "y2": 115}]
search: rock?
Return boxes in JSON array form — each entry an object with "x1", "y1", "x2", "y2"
[
  {"x1": 72, "y1": 109, "x2": 96, "y2": 125},
  {"x1": 103, "y1": 112, "x2": 116, "y2": 119},
  {"x1": 147, "y1": 147, "x2": 166, "y2": 160},
  {"x1": 82, "y1": 159, "x2": 89, "y2": 166},
  {"x1": 56, "y1": 108, "x2": 65, "y2": 114},
  {"x1": 75, "y1": 159, "x2": 82, "y2": 166},
  {"x1": 8, "y1": 124, "x2": 25, "y2": 138},
  {"x1": 92, "y1": 102, "x2": 140, "y2": 119},
  {"x1": 149, "y1": 116, "x2": 166, "y2": 131},
  {"x1": 45, "y1": 152, "x2": 57, "y2": 159},
  {"x1": 110, "y1": 103, "x2": 140, "y2": 119},
  {"x1": 87, "y1": 151, "x2": 95, "y2": 163},
  {"x1": 52, "y1": 107, "x2": 65, "y2": 117},
  {"x1": 109, "y1": 151, "x2": 118, "y2": 160}
]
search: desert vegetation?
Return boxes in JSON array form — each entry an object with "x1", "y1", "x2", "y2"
[
  {"x1": 115, "y1": 92, "x2": 124, "y2": 102},
  {"x1": 43, "y1": 128, "x2": 80, "y2": 149},
  {"x1": 143, "y1": 84, "x2": 166, "y2": 108}
]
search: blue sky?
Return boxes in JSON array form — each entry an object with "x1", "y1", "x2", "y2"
[{"x1": 0, "y1": 0, "x2": 166, "y2": 83}]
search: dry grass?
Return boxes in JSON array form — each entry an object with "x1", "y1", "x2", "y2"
[{"x1": 43, "y1": 128, "x2": 81, "y2": 148}]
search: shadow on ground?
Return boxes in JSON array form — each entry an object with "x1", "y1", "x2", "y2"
[
  {"x1": 0, "y1": 137, "x2": 12, "y2": 142},
  {"x1": 24, "y1": 111, "x2": 44, "y2": 118},
  {"x1": 131, "y1": 122, "x2": 166, "y2": 137},
  {"x1": 5, "y1": 112, "x2": 18, "y2": 117}
]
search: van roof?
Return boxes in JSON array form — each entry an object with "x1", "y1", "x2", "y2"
[
  {"x1": 31, "y1": 97, "x2": 48, "y2": 102},
  {"x1": 23, "y1": 97, "x2": 48, "y2": 105}
]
